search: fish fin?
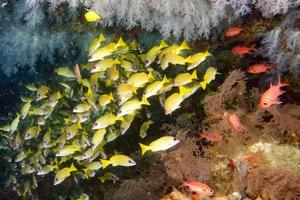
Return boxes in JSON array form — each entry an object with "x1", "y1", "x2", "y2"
[
  {"x1": 160, "y1": 40, "x2": 168, "y2": 48},
  {"x1": 148, "y1": 71, "x2": 154, "y2": 80},
  {"x1": 191, "y1": 70, "x2": 198, "y2": 80},
  {"x1": 180, "y1": 40, "x2": 190, "y2": 50},
  {"x1": 179, "y1": 86, "x2": 189, "y2": 96},
  {"x1": 185, "y1": 56, "x2": 194, "y2": 63},
  {"x1": 179, "y1": 181, "x2": 188, "y2": 188},
  {"x1": 200, "y1": 81, "x2": 207, "y2": 90},
  {"x1": 205, "y1": 51, "x2": 212, "y2": 57},
  {"x1": 139, "y1": 143, "x2": 150, "y2": 156},
  {"x1": 77, "y1": 121, "x2": 82, "y2": 129},
  {"x1": 70, "y1": 163, "x2": 77, "y2": 172},
  {"x1": 113, "y1": 58, "x2": 121, "y2": 65},
  {"x1": 117, "y1": 116, "x2": 124, "y2": 121},
  {"x1": 109, "y1": 92, "x2": 115, "y2": 101},
  {"x1": 162, "y1": 75, "x2": 169, "y2": 84},
  {"x1": 141, "y1": 96, "x2": 150, "y2": 106},
  {"x1": 100, "y1": 159, "x2": 110, "y2": 169},
  {"x1": 98, "y1": 33, "x2": 106, "y2": 43},
  {"x1": 116, "y1": 37, "x2": 126, "y2": 47}
]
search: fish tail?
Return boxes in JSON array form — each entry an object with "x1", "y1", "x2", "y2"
[
  {"x1": 205, "y1": 51, "x2": 212, "y2": 57},
  {"x1": 70, "y1": 163, "x2": 77, "y2": 172},
  {"x1": 100, "y1": 159, "x2": 110, "y2": 169},
  {"x1": 114, "y1": 58, "x2": 121, "y2": 64},
  {"x1": 179, "y1": 181, "x2": 188, "y2": 188},
  {"x1": 109, "y1": 92, "x2": 115, "y2": 101},
  {"x1": 191, "y1": 70, "x2": 198, "y2": 80},
  {"x1": 99, "y1": 33, "x2": 106, "y2": 43},
  {"x1": 116, "y1": 37, "x2": 126, "y2": 47},
  {"x1": 139, "y1": 143, "x2": 151, "y2": 156},
  {"x1": 185, "y1": 56, "x2": 194, "y2": 63},
  {"x1": 117, "y1": 116, "x2": 124, "y2": 121},
  {"x1": 179, "y1": 86, "x2": 189, "y2": 96},
  {"x1": 141, "y1": 96, "x2": 150, "y2": 106},
  {"x1": 200, "y1": 81, "x2": 207, "y2": 90},
  {"x1": 162, "y1": 75, "x2": 169, "y2": 84},
  {"x1": 180, "y1": 40, "x2": 191, "y2": 50},
  {"x1": 148, "y1": 71, "x2": 154, "y2": 80},
  {"x1": 76, "y1": 121, "x2": 82, "y2": 129},
  {"x1": 160, "y1": 40, "x2": 168, "y2": 48}
]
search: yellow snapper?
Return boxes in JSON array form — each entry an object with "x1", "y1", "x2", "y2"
[
  {"x1": 36, "y1": 85, "x2": 50, "y2": 101},
  {"x1": 58, "y1": 130, "x2": 67, "y2": 149},
  {"x1": 48, "y1": 92, "x2": 62, "y2": 107},
  {"x1": 73, "y1": 103, "x2": 92, "y2": 113},
  {"x1": 187, "y1": 51, "x2": 212, "y2": 70},
  {"x1": 139, "y1": 119, "x2": 153, "y2": 138},
  {"x1": 56, "y1": 144, "x2": 81, "y2": 157},
  {"x1": 89, "y1": 38, "x2": 127, "y2": 62},
  {"x1": 42, "y1": 128, "x2": 51, "y2": 147},
  {"x1": 10, "y1": 113, "x2": 21, "y2": 133},
  {"x1": 120, "y1": 114, "x2": 135, "y2": 135},
  {"x1": 145, "y1": 40, "x2": 168, "y2": 67},
  {"x1": 117, "y1": 83, "x2": 137, "y2": 105},
  {"x1": 13, "y1": 132, "x2": 22, "y2": 150},
  {"x1": 107, "y1": 66, "x2": 120, "y2": 81},
  {"x1": 158, "y1": 40, "x2": 190, "y2": 63},
  {"x1": 139, "y1": 136, "x2": 180, "y2": 155},
  {"x1": 100, "y1": 154, "x2": 136, "y2": 169},
  {"x1": 24, "y1": 126, "x2": 41, "y2": 140},
  {"x1": 182, "y1": 82, "x2": 200, "y2": 100},
  {"x1": 54, "y1": 163, "x2": 77, "y2": 185},
  {"x1": 65, "y1": 122, "x2": 82, "y2": 140},
  {"x1": 20, "y1": 99, "x2": 32, "y2": 119},
  {"x1": 89, "y1": 33, "x2": 106, "y2": 56},
  {"x1": 91, "y1": 128, "x2": 106, "y2": 149},
  {"x1": 127, "y1": 71, "x2": 154, "y2": 88},
  {"x1": 120, "y1": 59, "x2": 136, "y2": 72},
  {"x1": 29, "y1": 104, "x2": 51, "y2": 116},
  {"x1": 117, "y1": 96, "x2": 150, "y2": 116},
  {"x1": 92, "y1": 112, "x2": 123, "y2": 129},
  {"x1": 174, "y1": 70, "x2": 198, "y2": 86},
  {"x1": 55, "y1": 67, "x2": 76, "y2": 78},
  {"x1": 98, "y1": 92, "x2": 114, "y2": 107},
  {"x1": 84, "y1": 161, "x2": 102, "y2": 172},
  {"x1": 37, "y1": 164, "x2": 58, "y2": 175},
  {"x1": 25, "y1": 84, "x2": 37, "y2": 91},
  {"x1": 200, "y1": 67, "x2": 219, "y2": 90},
  {"x1": 15, "y1": 150, "x2": 30, "y2": 162},
  {"x1": 98, "y1": 172, "x2": 119, "y2": 183},
  {"x1": 91, "y1": 58, "x2": 120, "y2": 73},
  {"x1": 84, "y1": 10, "x2": 101, "y2": 22},
  {"x1": 160, "y1": 53, "x2": 193, "y2": 70},
  {"x1": 144, "y1": 76, "x2": 170, "y2": 98},
  {"x1": 164, "y1": 86, "x2": 189, "y2": 115}
]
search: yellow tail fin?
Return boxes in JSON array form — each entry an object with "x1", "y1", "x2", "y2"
[
  {"x1": 116, "y1": 37, "x2": 126, "y2": 47},
  {"x1": 109, "y1": 92, "x2": 115, "y2": 101},
  {"x1": 179, "y1": 86, "x2": 190, "y2": 96},
  {"x1": 205, "y1": 51, "x2": 212, "y2": 57},
  {"x1": 191, "y1": 70, "x2": 198, "y2": 80},
  {"x1": 141, "y1": 96, "x2": 150, "y2": 106},
  {"x1": 100, "y1": 159, "x2": 110, "y2": 169},
  {"x1": 162, "y1": 75, "x2": 169, "y2": 84},
  {"x1": 113, "y1": 58, "x2": 121, "y2": 65},
  {"x1": 69, "y1": 163, "x2": 77, "y2": 172},
  {"x1": 160, "y1": 40, "x2": 168, "y2": 48},
  {"x1": 180, "y1": 40, "x2": 191, "y2": 50},
  {"x1": 200, "y1": 81, "x2": 207, "y2": 90},
  {"x1": 148, "y1": 71, "x2": 154, "y2": 80},
  {"x1": 139, "y1": 143, "x2": 151, "y2": 156},
  {"x1": 99, "y1": 33, "x2": 106, "y2": 43},
  {"x1": 116, "y1": 116, "x2": 124, "y2": 121}
]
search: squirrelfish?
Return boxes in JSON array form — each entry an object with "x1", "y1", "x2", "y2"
[
  {"x1": 55, "y1": 67, "x2": 76, "y2": 78},
  {"x1": 91, "y1": 129, "x2": 106, "y2": 149},
  {"x1": 100, "y1": 154, "x2": 136, "y2": 169},
  {"x1": 145, "y1": 40, "x2": 168, "y2": 67},
  {"x1": 24, "y1": 126, "x2": 41, "y2": 140},
  {"x1": 91, "y1": 58, "x2": 120, "y2": 73},
  {"x1": 187, "y1": 51, "x2": 212, "y2": 70},
  {"x1": 179, "y1": 181, "x2": 213, "y2": 198},
  {"x1": 89, "y1": 33, "x2": 106, "y2": 56},
  {"x1": 92, "y1": 113, "x2": 123, "y2": 129},
  {"x1": 225, "y1": 27, "x2": 243, "y2": 37},
  {"x1": 144, "y1": 76, "x2": 170, "y2": 98},
  {"x1": 73, "y1": 103, "x2": 92, "y2": 113},
  {"x1": 247, "y1": 63, "x2": 275, "y2": 74},
  {"x1": 127, "y1": 71, "x2": 154, "y2": 88},
  {"x1": 54, "y1": 163, "x2": 77, "y2": 185},
  {"x1": 259, "y1": 79, "x2": 288, "y2": 109},
  {"x1": 99, "y1": 92, "x2": 114, "y2": 107},
  {"x1": 117, "y1": 96, "x2": 150, "y2": 116},
  {"x1": 232, "y1": 44, "x2": 257, "y2": 56},
  {"x1": 139, "y1": 136, "x2": 180, "y2": 155},
  {"x1": 174, "y1": 70, "x2": 197, "y2": 86},
  {"x1": 84, "y1": 9, "x2": 101, "y2": 22},
  {"x1": 164, "y1": 86, "x2": 189, "y2": 115},
  {"x1": 160, "y1": 53, "x2": 193, "y2": 70},
  {"x1": 225, "y1": 112, "x2": 245, "y2": 132},
  {"x1": 200, "y1": 67, "x2": 219, "y2": 90}
]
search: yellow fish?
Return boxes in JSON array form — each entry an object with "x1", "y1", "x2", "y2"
[
  {"x1": 48, "y1": 92, "x2": 62, "y2": 107},
  {"x1": 84, "y1": 161, "x2": 102, "y2": 173},
  {"x1": 36, "y1": 85, "x2": 50, "y2": 101},
  {"x1": 117, "y1": 96, "x2": 150, "y2": 116},
  {"x1": 164, "y1": 86, "x2": 189, "y2": 115},
  {"x1": 92, "y1": 112, "x2": 123, "y2": 129},
  {"x1": 91, "y1": 129, "x2": 106, "y2": 149},
  {"x1": 120, "y1": 60, "x2": 136, "y2": 72},
  {"x1": 139, "y1": 119, "x2": 153, "y2": 138},
  {"x1": 107, "y1": 66, "x2": 119, "y2": 81},
  {"x1": 54, "y1": 163, "x2": 77, "y2": 185},
  {"x1": 144, "y1": 76, "x2": 170, "y2": 98},
  {"x1": 28, "y1": 104, "x2": 51, "y2": 116},
  {"x1": 20, "y1": 100, "x2": 32, "y2": 120},
  {"x1": 200, "y1": 67, "x2": 219, "y2": 90},
  {"x1": 24, "y1": 126, "x2": 41, "y2": 140},
  {"x1": 91, "y1": 58, "x2": 120, "y2": 73},
  {"x1": 10, "y1": 113, "x2": 21, "y2": 133},
  {"x1": 100, "y1": 155, "x2": 136, "y2": 169},
  {"x1": 160, "y1": 53, "x2": 193, "y2": 70},
  {"x1": 158, "y1": 40, "x2": 190, "y2": 63},
  {"x1": 42, "y1": 128, "x2": 52, "y2": 147},
  {"x1": 139, "y1": 136, "x2": 180, "y2": 155},
  {"x1": 84, "y1": 9, "x2": 101, "y2": 22},
  {"x1": 145, "y1": 40, "x2": 168, "y2": 67},
  {"x1": 73, "y1": 103, "x2": 92, "y2": 113},
  {"x1": 182, "y1": 82, "x2": 200, "y2": 100},
  {"x1": 127, "y1": 71, "x2": 154, "y2": 88},
  {"x1": 120, "y1": 114, "x2": 135, "y2": 135},
  {"x1": 98, "y1": 92, "x2": 114, "y2": 107},
  {"x1": 37, "y1": 163, "x2": 58, "y2": 175},
  {"x1": 117, "y1": 83, "x2": 137, "y2": 97},
  {"x1": 56, "y1": 144, "x2": 81, "y2": 157},
  {"x1": 174, "y1": 70, "x2": 197, "y2": 86},
  {"x1": 89, "y1": 33, "x2": 106, "y2": 56},
  {"x1": 55, "y1": 67, "x2": 76, "y2": 78},
  {"x1": 25, "y1": 84, "x2": 37, "y2": 91},
  {"x1": 65, "y1": 122, "x2": 82, "y2": 140},
  {"x1": 98, "y1": 172, "x2": 119, "y2": 183},
  {"x1": 187, "y1": 51, "x2": 212, "y2": 70}
]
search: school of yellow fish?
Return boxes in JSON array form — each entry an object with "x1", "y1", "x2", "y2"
[{"x1": 1, "y1": 27, "x2": 217, "y2": 196}]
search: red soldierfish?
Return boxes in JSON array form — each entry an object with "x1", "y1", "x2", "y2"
[
  {"x1": 259, "y1": 79, "x2": 288, "y2": 109},
  {"x1": 225, "y1": 112, "x2": 244, "y2": 132},
  {"x1": 232, "y1": 44, "x2": 257, "y2": 56},
  {"x1": 225, "y1": 27, "x2": 243, "y2": 37},
  {"x1": 179, "y1": 181, "x2": 214, "y2": 198},
  {"x1": 247, "y1": 63, "x2": 276, "y2": 74}
]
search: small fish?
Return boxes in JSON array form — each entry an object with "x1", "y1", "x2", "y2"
[
  {"x1": 160, "y1": 53, "x2": 194, "y2": 70},
  {"x1": 179, "y1": 181, "x2": 213, "y2": 198},
  {"x1": 117, "y1": 96, "x2": 150, "y2": 116},
  {"x1": 120, "y1": 114, "x2": 135, "y2": 135},
  {"x1": 28, "y1": 104, "x2": 51, "y2": 116},
  {"x1": 100, "y1": 154, "x2": 136, "y2": 169},
  {"x1": 15, "y1": 150, "x2": 28, "y2": 162},
  {"x1": 120, "y1": 60, "x2": 136, "y2": 72},
  {"x1": 200, "y1": 67, "x2": 219, "y2": 90},
  {"x1": 91, "y1": 58, "x2": 120, "y2": 73},
  {"x1": 259, "y1": 79, "x2": 288, "y2": 109},
  {"x1": 84, "y1": 9, "x2": 101, "y2": 22},
  {"x1": 164, "y1": 86, "x2": 189, "y2": 115},
  {"x1": 107, "y1": 66, "x2": 119, "y2": 81},
  {"x1": 0, "y1": 124, "x2": 10, "y2": 132},
  {"x1": 127, "y1": 71, "x2": 154, "y2": 88},
  {"x1": 25, "y1": 84, "x2": 37, "y2": 91},
  {"x1": 181, "y1": 82, "x2": 200, "y2": 100},
  {"x1": 56, "y1": 144, "x2": 81, "y2": 157},
  {"x1": 74, "y1": 64, "x2": 82, "y2": 81},
  {"x1": 89, "y1": 34, "x2": 106, "y2": 56},
  {"x1": 158, "y1": 40, "x2": 191, "y2": 63},
  {"x1": 145, "y1": 40, "x2": 168, "y2": 67},
  {"x1": 65, "y1": 122, "x2": 82, "y2": 140},
  {"x1": 144, "y1": 76, "x2": 170, "y2": 98},
  {"x1": 24, "y1": 126, "x2": 41, "y2": 140},
  {"x1": 48, "y1": 92, "x2": 62, "y2": 107},
  {"x1": 54, "y1": 163, "x2": 77, "y2": 185},
  {"x1": 92, "y1": 113, "x2": 123, "y2": 129},
  {"x1": 247, "y1": 63, "x2": 275, "y2": 74},
  {"x1": 42, "y1": 128, "x2": 52, "y2": 147},
  {"x1": 139, "y1": 119, "x2": 153, "y2": 138},
  {"x1": 10, "y1": 113, "x2": 21, "y2": 133},
  {"x1": 98, "y1": 92, "x2": 114, "y2": 107},
  {"x1": 36, "y1": 85, "x2": 50, "y2": 101},
  {"x1": 21, "y1": 165, "x2": 35, "y2": 175},
  {"x1": 225, "y1": 27, "x2": 243, "y2": 37},
  {"x1": 98, "y1": 172, "x2": 119, "y2": 183},
  {"x1": 84, "y1": 161, "x2": 102, "y2": 172},
  {"x1": 73, "y1": 103, "x2": 92, "y2": 113},
  {"x1": 139, "y1": 136, "x2": 180, "y2": 155},
  {"x1": 37, "y1": 164, "x2": 58, "y2": 175},
  {"x1": 117, "y1": 83, "x2": 137, "y2": 105},
  {"x1": 55, "y1": 67, "x2": 76, "y2": 78},
  {"x1": 232, "y1": 44, "x2": 257, "y2": 56},
  {"x1": 174, "y1": 70, "x2": 198, "y2": 86},
  {"x1": 225, "y1": 112, "x2": 245, "y2": 132},
  {"x1": 91, "y1": 129, "x2": 106, "y2": 149},
  {"x1": 13, "y1": 132, "x2": 22, "y2": 150},
  {"x1": 105, "y1": 129, "x2": 121, "y2": 142},
  {"x1": 187, "y1": 51, "x2": 212, "y2": 70}
]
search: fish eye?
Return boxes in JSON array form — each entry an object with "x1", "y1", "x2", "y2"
[
  {"x1": 128, "y1": 160, "x2": 132, "y2": 163},
  {"x1": 263, "y1": 102, "x2": 267, "y2": 105},
  {"x1": 94, "y1": 123, "x2": 98, "y2": 126},
  {"x1": 67, "y1": 132, "x2": 71, "y2": 137},
  {"x1": 55, "y1": 178, "x2": 58, "y2": 182}
]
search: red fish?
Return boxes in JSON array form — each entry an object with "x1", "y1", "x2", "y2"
[
  {"x1": 179, "y1": 181, "x2": 214, "y2": 198},
  {"x1": 200, "y1": 132, "x2": 222, "y2": 142},
  {"x1": 247, "y1": 63, "x2": 276, "y2": 74},
  {"x1": 225, "y1": 27, "x2": 242, "y2": 37},
  {"x1": 232, "y1": 44, "x2": 257, "y2": 56},
  {"x1": 259, "y1": 79, "x2": 288, "y2": 109},
  {"x1": 224, "y1": 112, "x2": 244, "y2": 132}
]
